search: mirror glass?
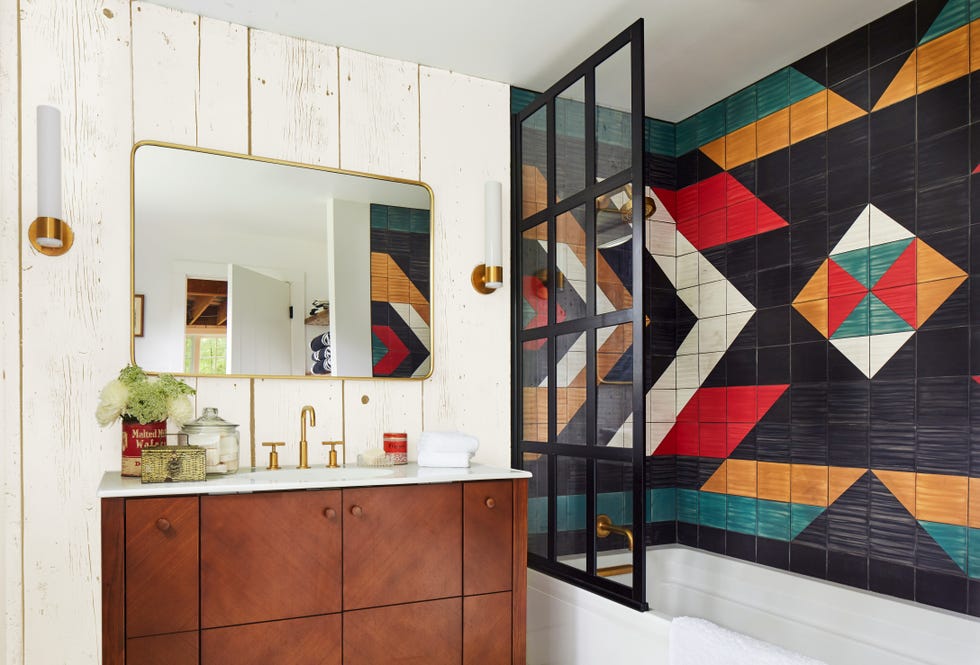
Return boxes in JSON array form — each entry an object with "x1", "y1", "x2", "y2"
[{"x1": 132, "y1": 143, "x2": 433, "y2": 379}]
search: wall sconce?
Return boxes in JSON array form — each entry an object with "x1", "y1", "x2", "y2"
[
  {"x1": 471, "y1": 181, "x2": 503, "y2": 294},
  {"x1": 28, "y1": 105, "x2": 73, "y2": 256}
]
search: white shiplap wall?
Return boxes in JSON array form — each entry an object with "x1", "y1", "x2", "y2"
[{"x1": 1, "y1": 1, "x2": 511, "y2": 662}]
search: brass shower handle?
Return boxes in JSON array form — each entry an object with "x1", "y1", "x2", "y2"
[{"x1": 596, "y1": 514, "x2": 634, "y2": 552}]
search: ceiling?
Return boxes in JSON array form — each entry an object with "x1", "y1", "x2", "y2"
[{"x1": 145, "y1": 0, "x2": 908, "y2": 121}]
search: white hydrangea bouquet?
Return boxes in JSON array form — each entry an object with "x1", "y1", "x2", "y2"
[{"x1": 96, "y1": 365, "x2": 195, "y2": 426}]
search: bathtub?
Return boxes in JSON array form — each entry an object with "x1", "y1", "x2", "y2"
[{"x1": 527, "y1": 546, "x2": 979, "y2": 665}]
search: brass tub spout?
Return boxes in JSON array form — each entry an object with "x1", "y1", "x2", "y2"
[{"x1": 596, "y1": 514, "x2": 634, "y2": 577}]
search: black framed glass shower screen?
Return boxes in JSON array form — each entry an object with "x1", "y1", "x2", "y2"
[{"x1": 511, "y1": 20, "x2": 647, "y2": 611}]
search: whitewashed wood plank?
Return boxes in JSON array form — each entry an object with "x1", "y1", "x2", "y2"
[
  {"x1": 132, "y1": 1, "x2": 199, "y2": 144},
  {"x1": 19, "y1": 1, "x2": 133, "y2": 662},
  {"x1": 193, "y1": 376, "x2": 252, "y2": 470},
  {"x1": 198, "y1": 17, "x2": 248, "y2": 153},
  {"x1": 342, "y1": 381, "x2": 424, "y2": 463},
  {"x1": 252, "y1": 379, "x2": 344, "y2": 469},
  {"x1": 249, "y1": 30, "x2": 339, "y2": 167},
  {"x1": 419, "y1": 68, "x2": 511, "y2": 468},
  {"x1": 0, "y1": 0, "x2": 22, "y2": 658},
  {"x1": 338, "y1": 48, "x2": 419, "y2": 180}
]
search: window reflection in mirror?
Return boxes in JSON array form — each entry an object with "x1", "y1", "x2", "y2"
[{"x1": 132, "y1": 143, "x2": 433, "y2": 379}]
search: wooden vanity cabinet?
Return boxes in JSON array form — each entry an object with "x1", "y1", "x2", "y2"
[{"x1": 102, "y1": 478, "x2": 527, "y2": 665}]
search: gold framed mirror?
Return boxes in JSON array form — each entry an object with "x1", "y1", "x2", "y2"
[{"x1": 130, "y1": 141, "x2": 434, "y2": 380}]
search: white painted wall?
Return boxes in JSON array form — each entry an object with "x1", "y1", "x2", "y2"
[
  {"x1": 0, "y1": 2, "x2": 511, "y2": 662},
  {"x1": 326, "y1": 198, "x2": 373, "y2": 377}
]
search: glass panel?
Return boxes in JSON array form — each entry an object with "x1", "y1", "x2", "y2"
[
  {"x1": 555, "y1": 331, "x2": 586, "y2": 445},
  {"x1": 521, "y1": 106, "x2": 549, "y2": 219},
  {"x1": 595, "y1": 185, "x2": 634, "y2": 315},
  {"x1": 555, "y1": 78, "x2": 586, "y2": 203},
  {"x1": 596, "y1": 460, "x2": 634, "y2": 587},
  {"x1": 595, "y1": 44, "x2": 632, "y2": 180},
  {"x1": 525, "y1": 452, "x2": 549, "y2": 558},
  {"x1": 522, "y1": 340, "x2": 549, "y2": 443},
  {"x1": 555, "y1": 205, "x2": 588, "y2": 322},
  {"x1": 521, "y1": 221, "x2": 549, "y2": 330},
  {"x1": 596, "y1": 322, "x2": 633, "y2": 448},
  {"x1": 556, "y1": 456, "x2": 587, "y2": 571}
]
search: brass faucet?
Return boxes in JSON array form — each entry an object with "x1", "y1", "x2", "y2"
[{"x1": 299, "y1": 405, "x2": 316, "y2": 469}]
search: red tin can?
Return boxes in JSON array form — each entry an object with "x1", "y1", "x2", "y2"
[
  {"x1": 383, "y1": 432, "x2": 408, "y2": 465},
  {"x1": 121, "y1": 418, "x2": 167, "y2": 477}
]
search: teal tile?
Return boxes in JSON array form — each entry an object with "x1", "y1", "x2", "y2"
[
  {"x1": 371, "y1": 332, "x2": 385, "y2": 365},
  {"x1": 523, "y1": 105, "x2": 548, "y2": 133},
  {"x1": 678, "y1": 489, "x2": 699, "y2": 523},
  {"x1": 969, "y1": 528, "x2": 980, "y2": 579},
  {"x1": 645, "y1": 118, "x2": 676, "y2": 156},
  {"x1": 648, "y1": 488, "x2": 677, "y2": 522},
  {"x1": 973, "y1": 0, "x2": 980, "y2": 21},
  {"x1": 556, "y1": 97, "x2": 586, "y2": 141},
  {"x1": 410, "y1": 208, "x2": 430, "y2": 234},
  {"x1": 921, "y1": 0, "x2": 969, "y2": 44},
  {"x1": 756, "y1": 68, "x2": 790, "y2": 119},
  {"x1": 790, "y1": 503, "x2": 826, "y2": 540},
  {"x1": 596, "y1": 106, "x2": 631, "y2": 148},
  {"x1": 697, "y1": 102, "x2": 726, "y2": 146},
  {"x1": 370, "y1": 204, "x2": 388, "y2": 230},
  {"x1": 725, "y1": 87, "x2": 757, "y2": 134},
  {"x1": 757, "y1": 499, "x2": 791, "y2": 540},
  {"x1": 727, "y1": 496, "x2": 758, "y2": 536},
  {"x1": 388, "y1": 206, "x2": 411, "y2": 232},
  {"x1": 788, "y1": 68, "x2": 825, "y2": 105},
  {"x1": 676, "y1": 117, "x2": 699, "y2": 156},
  {"x1": 919, "y1": 520, "x2": 968, "y2": 573},
  {"x1": 528, "y1": 496, "x2": 548, "y2": 534},
  {"x1": 699, "y1": 492, "x2": 727, "y2": 530},
  {"x1": 597, "y1": 491, "x2": 626, "y2": 525},
  {"x1": 869, "y1": 293, "x2": 913, "y2": 335},
  {"x1": 869, "y1": 238, "x2": 913, "y2": 285},
  {"x1": 833, "y1": 247, "x2": 871, "y2": 288},
  {"x1": 511, "y1": 87, "x2": 539, "y2": 115},
  {"x1": 832, "y1": 294, "x2": 871, "y2": 340},
  {"x1": 562, "y1": 493, "x2": 586, "y2": 532}
]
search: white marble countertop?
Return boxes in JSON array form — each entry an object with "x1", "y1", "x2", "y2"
[{"x1": 97, "y1": 463, "x2": 531, "y2": 498}]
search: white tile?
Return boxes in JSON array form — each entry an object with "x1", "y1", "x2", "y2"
[
  {"x1": 726, "y1": 281, "x2": 754, "y2": 314},
  {"x1": 653, "y1": 254, "x2": 677, "y2": 288},
  {"x1": 869, "y1": 331, "x2": 914, "y2": 378},
  {"x1": 648, "y1": 421, "x2": 675, "y2": 455},
  {"x1": 650, "y1": 190, "x2": 676, "y2": 223},
  {"x1": 699, "y1": 351, "x2": 724, "y2": 382},
  {"x1": 675, "y1": 230, "x2": 697, "y2": 257},
  {"x1": 869, "y1": 204, "x2": 913, "y2": 247},
  {"x1": 651, "y1": 359, "x2": 676, "y2": 390},
  {"x1": 699, "y1": 315, "x2": 727, "y2": 352},
  {"x1": 726, "y1": 310, "x2": 755, "y2": 345},
  {"x1": 677, "y1": 252, "x2": 699, "y2": 289},
  {"x1": 675, "y1": 388, "x2": 698, "y2": 417},
  {"x1": 648, "y1": 389, "x2": 677, "y2": 422},
  {"x1": 830, "y1": 336, "x2": 871, "y2": 378},
  {"x1": 647, "y1": 220, "x2": 676, "y2": 256},
  {"x1": 699, "y1": 281, "x2": 726, "y2": 318},
  {"x1": 676, "y1": 354, "x2": 700, "y2": 389},
  {"x1": 676, "y1": 325, "x2": 699, "y2": 356},
  {"x1": 830, "y1": 204, "x2": 870, "y2": 255},
  {"x1": 677, "y1": 286, "x2": 700, "y2": 318},
  {"x1": 698, "y1": 253, "x2": 725, "y2": 284}
]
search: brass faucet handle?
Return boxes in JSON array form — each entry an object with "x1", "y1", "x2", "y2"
[
  {"x1": 322, "y1": 440, "x2": 344, "y2": 468},
  {"x1": 262, "y1": 441, "x2": 285, "y2": 470}
]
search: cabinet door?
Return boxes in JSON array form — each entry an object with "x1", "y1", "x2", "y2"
[
  {"x1": 463, "y1": 480, "x2": 513, "y2": 595},
  {"x1": 125, "y1": 496, "x2": 199, "y2": 637},
  {"x1": 464, "y1": 592, "x2": 512, "y2": 665},
  {"x1": 343, "y1": 483, "x2": 461, "y2": 610},
  {"x1": 343, "y1": 597, "x2": 461, "y2": 665},
  {"x1": 127, "y1": 631, "x2": 198, "y2": 665},
  {"x1": 202, "y1": 613, "x2": 340, "y2": 665},
  {"x1": 201, "y1": 490, "x2": 342, "y2": 627}
]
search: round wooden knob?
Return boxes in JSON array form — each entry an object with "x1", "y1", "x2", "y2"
[
  {"x1": 323, "y1": 507, "x2": 336, "y2": 520},
  {"x1": 350, "y1": 505, "x2": 363, "y2": 517},
  {"x1": 485, "y1": 497, "x2": 496, "y2": 509},
  {"x1": 156, "y1": 518, "x2": 171, "y2": 532}
]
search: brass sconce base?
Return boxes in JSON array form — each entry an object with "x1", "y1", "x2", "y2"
[
  {"x1": 28, "y1": 216, "x2": 73, "y2": 256},
  {"x1": 471, "y1": 264, "x2": 500, "y2": 294}
]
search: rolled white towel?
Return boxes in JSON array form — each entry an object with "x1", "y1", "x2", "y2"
[
  {"x1": 669, "y1": 617, "x2": 826, "y2": 665},
  {"x1": 417, "y1": 450, "x2": 473, "y2": 468},
  {"x1": 418, "y1": 431, "x2": 479, "y2": 455}
]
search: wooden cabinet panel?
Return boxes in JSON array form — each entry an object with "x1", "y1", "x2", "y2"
[
  {"x1": 463, "y1": 480, "x2": 513, "y2": 595},
  {"x1": 464, "y1": 592, "x2": 512, "y2": 665},
  {"x1": 127, "y1": 631, "x2": 198, "y2": 665},
  {"x1": 201, "y1": 490, "x2": 342, "y2": 627},
  {"x1": 343, "y1": 597, "x2": 461, "y2": 665},
  {"x1": 125, "y1": 496, "x2": 199, "y2": 638},
  {"x1": 343, "y1": 484, "x2": 461, "y2": 610},
  {"x1": 202, "y1": 614, "x2": 340, "y2": 665}
]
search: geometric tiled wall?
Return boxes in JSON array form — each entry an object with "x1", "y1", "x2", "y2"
[
  {"x1": 369, "y1": 203, "x2": 431, "y2": 378},
  {"x1": 646, "y1": 0, "x2": 980, "y2": 617}
]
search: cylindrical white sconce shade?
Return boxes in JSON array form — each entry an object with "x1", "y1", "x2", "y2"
[
  {"x1": 37, "y1": 105, "x2": 62, "y2": 223},
  {"x1": 484, "y1": 181, "x2": 503, "y2": 288}
]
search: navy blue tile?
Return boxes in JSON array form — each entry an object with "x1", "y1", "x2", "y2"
[
  {"x1": 647, "y1": 522, "x2": 677, "y2": 547},
  {"x1": 869, "y1": 558, "x2": 915, "y2": 600},
  {"x1": 793, "y1": 47, "x2": 828, "y2": 86},
  {"x1": 729, "y1": 428, "x2": 757, "y2": 460},
  {"x1": 972, "y1": 71, "x2": 980, "y2": 124},
  {"x1": 828, "y1": 421, "x2": 869, "y2": 468},
  {"x1": 870, "y1": 53, "x2": 911, "y2": 110},
  {"x1": 676, "y1": 151, "x2": 698, "y2": 189},
  {"x1": 917, "y1": 126, "x2": 969, "y2": 191},
  {"x1": 916, "y1": 326, "x2": 969, "y2": 377},
  {"x1": 916, "y1": 569, "x2": 968, "y2": 614},
  {"x1": 790, "y1": 134, "x2": 827, "y2": 183},
  {"x1": 756, "y1": 422, "x2": 791, "y2": 463},
  {"x1": 828, "y1": 116, "x2": 869, "y2": 169},
  {"x1": 917, "y1": 0, "x2": 951, "y2": 42},
  {"x1": 919, "y1": 279, "x2": 968, "y2": 330},
  {"x1": 869, "y1": 333, "x2": 915, "y2": 381},
  {"x1": 791, "y1": 259, "x2": 826, "y2": 299},
  {"x1": 828, "y1": 204, "x2": 869, "y2": 252},
  {"x1": 827, "y1": 25, "x2": 868, "y2": 86},
  {"x1": 869, "y1": 422, "x2": 915, "y2": 471},
  {"x1": 729, "y1": 162, "x2": 756, "y2": 194},
  {"x1": 790, "y1": 543, "x2": 828, "y2": 579},
  {"x1": 756, "y1": 537, "x2": 790, "y2": 571},
  {"x1": 917, "y1": 376, "x2": 969, "y2": 425},
  {"x1": 829, "y1": 341, "x2": 870, "y2": 381},
  {"x1": 828, "y1": 551, "x2": 869, "y2": 589},
  {"x1": 726, "y1": 348, "x2": 757, "y2": 385},
  {"x1": 871, "y1": 381, "x2": 914, "y2": 424},
  {"x1": 870, "y1": 143, "x2": 914, "y2": 197},
  {"x1": 792, "y1": 382, "x2": 828, "y2": 423},
  {"x1": 790, "y1": 218, "x2": 827, "y2": 263},
  {"x1": 870, "y1": 97, "x2": 915, "y2": 154},
  {"x1": 869, "y1": 3, "x2": 915, "y2": 66},
  {"x1": 698, "y1": 149, "x2": 723, "y2": 181},
  {"x1": 791, "y1": 422, "x2": 828, "y2": 465},
  {"x1": 675, "y1": 456, "x2": 700, "y2": 489},
  {"x1": 759, "y1": 185, "x2": 790, "y2": 223},
  {"x1": 677, "y1": 521, "x2": 698, "y2": 547},
  {"x1": 970, "y1": 580, "x2": 980, "y2": 618},
  {"x1": 828, "y1": 161, "x2": 869, "y2": 212},
  {"x1": 918, "y1": 227, "x2": 969, "y2": 277},
  {"x1": 791, "y1": 305, "x2": 825, "y2": 344},
  {"x1": 757, "y1": 265, "x2": 792, "y2": 308},
  {"x1": 757, "y1": 149, "x2": 789, "y2": 194},
  {"x1": 764, "y1": 390, "x2": 791, "y2": 422},
  {"x1": 832, "y1": 70, "x2": 870, "y2": 112},
  {"x1": 730, "y1": 312, "x2": 757, "y2": 350},
  {"x1": 726, "y1": 236, "x2": 756, "y2": 275},
  {"x1": 827, "y1": 473, "x2": 870, "y2": 556},
  {"x1": 870, "y1": 189, "x2": 915, "y2": 232},
  {"x1": 758, "y1": 346, "x2": 791, "y2": 385},
  {"x1": 829, "y1": 380, "x2": 869, "y2": 422},
  {"x1": 916, "y1": 424, "x2": 970, "y2": 475},
  {"x1": 698, "y1": 525, "x2": 726, "y2": 555},
  {"x1": 792, "y1": 341, "x2": 827, "y2": 383},
  {"x1": 917, "y1": 78, "x2": 970, "y2": 141},
  {"x1": 756, "y1": 227, "x2": 790, "y2": 270},
  {"x1": 868, "y1": 476, "x2": 916, "y2": 564},
  {"x1": 726, "y1": 531, "x2": 756, "y2": 563},
  {"x1": 789, "y1": 174, "x2": 827, "y2": 223}
]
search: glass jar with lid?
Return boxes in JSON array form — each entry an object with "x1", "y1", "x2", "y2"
[{"x1": 180, "y1": 407, "x2": 240, "y2": 474}]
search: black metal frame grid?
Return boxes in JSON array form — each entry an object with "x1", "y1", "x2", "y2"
[{"x1": 510, "y1": 20, "x2": 647, "y2": 611}]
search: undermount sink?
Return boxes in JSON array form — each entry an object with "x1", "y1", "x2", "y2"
[{"x1": 246, "y1": 466, "x2": 395, "y2": 482}]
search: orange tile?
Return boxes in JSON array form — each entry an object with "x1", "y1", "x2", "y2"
[
  {"x1": 916, "y1": 473, "x2": 968, "y2": 526},
  {"x1": 727, "y1": 459, "x2": 758, "y2": 498},
  {"x1": 969, "y1": 477, "x2": 980, "y2": 529},
  {"x1": 371, "y1": 277, "x2": 388, "y2": 301},
  {"x1": 972, "y1": 21, "x2": 980, "y2": 72},
  {"x1": 756, "y1": 109, "x2": 789, "y2": 159},
  {"x1": 725, "y1": 124, "x2": 757, "y2": 170},
  {"x1": 872, "y1": 51, "x2": 916, "y2": 111},
  {"x1": 793, "y1": 260, "x2": 829, "y2": 303},
  {"x1": 916, "y1": 239, "x2": 967, "y2": 283},
  {"x1": 700, "y1": 136, "x2": 726, "y2": 169},
  {"x1": 873, "y1": 470, "x2": 916, "y2": 516},
  {"x1": 917, "y1": 276, "x2": 967, "y2": 327},
  {"x1": 827, "y1": 91, "x2": 866, "y2": 128},
  {"x1": 701, "y1": 461, "x2": 727, "y2": 494},
  {"x1": 790, "y1": 90, "x2": 827, "y2": 144},
  {"x1": 917, "y1": 25, "x2": 970, "y2": 94},
  {"x1": 757, "y1": 462, "x2": 791, "y2": 502},
  {"x1": 370, "y1": 251, "x2": 388, "y2": 276},
  {"x1": 829, "y1": 467, "x2": 866, "y2": 504},
  {"x1": 792, "y1": 299, "x2": 829, "y2": 338},
  {"x1": 791, "y1": 464, "x2": 828, "y2": 507}
]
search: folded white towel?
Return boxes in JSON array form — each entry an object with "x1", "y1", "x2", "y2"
[
  {"x1": 418, "y1": 431, "x2": 479, "y2": 455},
  {"x1": 417, "y1": 450, "x2": 473, "y2": 468},
  {"x1": 669, "y1": 617, "x2": 826, "y2": 665}
]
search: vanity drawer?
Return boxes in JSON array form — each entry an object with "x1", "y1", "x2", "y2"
[
  {"x1": 202, "y1": 613, "x2": 340, "y2": 665},
  {"x1": 463, "y1": 480, "x2": 513, "y2": 595},
  {"x1": 126, "y1": 631, "x2": 198, "y2": 665}
]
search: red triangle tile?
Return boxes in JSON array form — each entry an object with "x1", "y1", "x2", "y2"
[
  {"x1": 699, "y1": 173, "x2": 727, "y2": 213},
  {"x1": 725, "y1": 421, "x2": 757, "y2": 457},
  {"x1": 757, "y1": 199, "x2": 789, "y2": 235},
  {"x1": 872, "y1": 283, "x2": 917, "y2": 328},
  {"x1": 756, "y1": 385, "x2": 789, "y2": 420},
  {"x1": 828, "y1": 290, "x2": 867, "y2": 336},
  {"x1": 726, "y1": 172, "x2": 753, "y2": 206},
  {"x1": 873, "y1": 239, "x2": 916, "y2": 290},
  {"x1": 828, "y1": 258, "x2": 867, "y2": 297},
  {"x1": 653, "y1": 427, "x2": 677, "y2": 456},
  {"x1": 653, "y1": 188, "x2": 677, "y2": 220},
  {"x1": 973, "y1": 164, "x2": 980, "y2": 174}
]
